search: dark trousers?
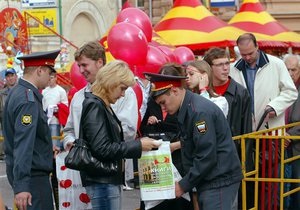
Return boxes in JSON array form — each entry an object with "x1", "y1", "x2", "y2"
[
  {"x1": 197, "y1": 182, "x2": 240, "y2": 210},
  {"x1": 51, "y1": 159, "x2": 59, "y2": 210},
  {"x1": 140, "y1": 197, "x2": 193, "y2": 210},
  {"x1": 28, "y1": 175, "x2": 54, "y2": 210},
  {"x1": 289, "y1": 144, "x2": 300, "y2": 210}
]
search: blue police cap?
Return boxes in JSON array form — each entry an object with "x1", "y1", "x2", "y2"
[
  {"x1": 5, "y1": 68, "x2": 16, "y2": 76},
  {"x1": 18, "y1": 49, "x2": 61, "y2": 72},
  {"x1": 144, "y1": 72, "x2": 186, "y2": 98}
]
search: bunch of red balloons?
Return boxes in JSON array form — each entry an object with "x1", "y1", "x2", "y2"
[{"x1": 107, "y1": 8, "x2": 195, "y2": 77}]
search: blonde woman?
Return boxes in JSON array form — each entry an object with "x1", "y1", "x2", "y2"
[
  {"x1": 80, "y1": 60, "x2": 159, "y2": 210},
  {"x1": 185, "y1": 60, "x2": 228, "y2": 117}
]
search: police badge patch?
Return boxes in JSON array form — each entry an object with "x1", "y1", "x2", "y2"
[
  {"x1": 21, "y1": 114, "x2": 32, "y2": 126},
  {"x1": 196, "y1": 121, "x2": 207, "y2": 134}
]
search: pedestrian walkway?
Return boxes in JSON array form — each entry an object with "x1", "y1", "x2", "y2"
[{"x1": 0, "y1": 161, "x2": 141, "y2": 210}]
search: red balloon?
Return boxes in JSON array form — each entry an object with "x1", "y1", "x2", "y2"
[
  {"x1": 132, "y1": 83, "x2": 143, "y2": 129},
  {"x1": 157, "y1": 45, "x2": 177, "y2": 63},
  {"x1": 174, "y1": 47, "x2": 195, "y2": 64},
  {"x1": 70, "y1": 62, "x2": 87, "y2": 90},
  {"x1": 68, "y1": 86, "x2": 78, "y2": 105},
  {"x1": 117, "y1": 8, "x2": 152, "y2": 42},
  {"x1": 134, "y1": 45, "x2": 168, "y2": 78},
  {"x1": 108, "y1": 22, "x2": 148, "y2": 66}
]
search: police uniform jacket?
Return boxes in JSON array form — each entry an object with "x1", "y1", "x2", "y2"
[
  {"x1": 177, "y1": 90, "x2": 243, "y2": 192},
  {"x1": 3, "y1": 78, "x2": 53, "y2": 194},
  {"x1": 80, "y1": 92, "x2": 142, "y2": 185}
]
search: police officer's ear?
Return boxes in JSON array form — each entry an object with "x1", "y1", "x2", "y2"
[
  {"x1": 36, "y1": 66, "x2": 43, "y2": 76},
  {"x1": 170, "y1": 87, "x2": 181, "y2": 96}
]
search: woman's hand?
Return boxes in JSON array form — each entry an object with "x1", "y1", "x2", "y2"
[
  {"x1": 198, "y1": 74, "x2": 209, "y2": 91},
  {"x1": 140, "y1": 137, "x2": 161, "y2": 151}
]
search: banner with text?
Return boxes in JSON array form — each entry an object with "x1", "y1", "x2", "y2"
[
  {"x1": 23, "y1": 8, "x2": 57, "y2": 36},
  {"x1": 211, "y1": 0, "x2": 235, "y2": 7},
  {"x1": 21, "y1": 0, "x2": 57, "y2": 8}
]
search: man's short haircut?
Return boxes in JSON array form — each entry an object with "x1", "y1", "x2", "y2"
[
  {"x1": 203, "y1": 47, "x2": 229, "y2": 66},
  {"x1": 236, "y1": 33, "x2": 258, "y2": 48},
  {"x1": 74, "y1": 41, "x2": 106, "y2": 65}
]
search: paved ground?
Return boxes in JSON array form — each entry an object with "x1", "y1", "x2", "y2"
[{"x1": 0, "y1": 161, "x2": 140, "y2": 210}]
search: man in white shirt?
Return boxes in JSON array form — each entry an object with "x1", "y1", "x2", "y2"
[{"x1": 42, "y1": 72, "x2": 68, "y2": 149}]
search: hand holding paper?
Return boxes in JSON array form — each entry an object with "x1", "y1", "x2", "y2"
[{"x1": 140, "y1": 137, "x2": 162, "y2": 151}]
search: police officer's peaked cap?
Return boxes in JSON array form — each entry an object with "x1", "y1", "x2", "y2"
[
  {"x1": 144, "y1": 72, "x2": 186, "y2": 98},
  {"x1": 5, "y1": 68, "x2": 16, "y2": 76},
  {"x1": 18, "y1": 49, "x2": 61, "y2": 72}
]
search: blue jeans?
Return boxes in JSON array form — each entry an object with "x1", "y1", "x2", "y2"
[
  {"x1": 49, "y1": 124, "x2": 62, "y2": 149},
  {"x1": 197, "y1": 182, "x2": 240, "y2": 210},
  {"x1": 86, "y1": 183, "x2": 122, "y2": 210}
]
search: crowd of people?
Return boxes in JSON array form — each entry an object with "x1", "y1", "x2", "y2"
[{"x1": 0, "y1": 33, "x2": 299, "y2": 210}]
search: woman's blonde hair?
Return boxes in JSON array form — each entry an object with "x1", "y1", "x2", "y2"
[{"x1": 91, "y1": 60, "x2": 135, "y2": 100}]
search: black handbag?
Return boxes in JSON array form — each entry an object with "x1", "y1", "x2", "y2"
[
  {"x1": 64, "y1": 138, "x2": 118, "y2": 176},
  {"x1": 64, "y1": 99, "x2": 118, "y2": 176}
]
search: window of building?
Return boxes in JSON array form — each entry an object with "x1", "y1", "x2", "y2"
[{"x1": 136, "y1": 0, "x2": 144, "y2": 8}]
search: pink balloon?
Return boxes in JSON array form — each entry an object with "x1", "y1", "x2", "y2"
[
  {"x1": 70, "y1": 62, "x2": 87, "y2": 90},
  {"x1": 174, "y1": 47, "x2": 195, "y2": 64},
  {"x1": 108, "y1": 22, "x2": 148, "y2": 66},
  {"x1": 134, "y1": 45, "x2": 168, "y2": 78},
  {"x1": 157, "y1": 45, "x2": 177, "y2": 63},
  {"x1": 117, "y1": 8, "x2": 152, "y2": 42}
]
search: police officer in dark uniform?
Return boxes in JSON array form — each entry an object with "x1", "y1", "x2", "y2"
[
  {"x1": 3, "y1": 49, "x2": 60, "y2": 210},
  {"x1": 144, "y1": 68, "x2": 243, "y2": 210}
]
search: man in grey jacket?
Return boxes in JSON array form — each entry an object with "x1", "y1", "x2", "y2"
[{"x1": 284, "y1": 54, "x2": 300, "y2": 210}]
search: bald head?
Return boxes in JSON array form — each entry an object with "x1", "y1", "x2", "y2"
[{"x1": 284, "y1": 55, "x2": 300, "y2": 83}]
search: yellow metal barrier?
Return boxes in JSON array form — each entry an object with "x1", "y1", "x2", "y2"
[{"x1": 233, "y1": 122, "x2": 300, "y2": 210}]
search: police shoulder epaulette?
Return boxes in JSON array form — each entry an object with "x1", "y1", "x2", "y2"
[{"x1": 26, "y1": 89, "x2": 35, "y2": 102}]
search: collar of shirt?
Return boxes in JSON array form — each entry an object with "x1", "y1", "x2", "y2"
[
  {"x1": 84, "y1": 83, "x2": 92, "y2": 92},
  {"x1": 245, "y1": 51, "x2": 260, "y2": 71}
]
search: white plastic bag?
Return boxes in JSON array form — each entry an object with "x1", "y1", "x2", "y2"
[
  {"x1": 138, "y1": 141, "x2": 175, "y2": 201},
  {"x1": 56, "y1": 151, "x2": 92, "y2": 210},
  {"x1": 144, "y1": 163, "x2": 191, "y2": 210}
]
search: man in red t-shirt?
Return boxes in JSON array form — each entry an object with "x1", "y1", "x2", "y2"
[{"x1": 204, "y1": 47, "x2": 254, "y2": 210}]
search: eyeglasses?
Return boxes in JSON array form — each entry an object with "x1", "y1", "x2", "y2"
[{"x1": 212, "y1": 61, "x2": 230, "y2": 68}]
